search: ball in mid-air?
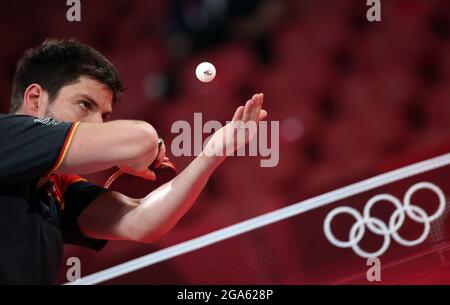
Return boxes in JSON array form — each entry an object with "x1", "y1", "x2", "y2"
[{"x1": 196, "y1": 62, "x2": 216, "y2": 83}]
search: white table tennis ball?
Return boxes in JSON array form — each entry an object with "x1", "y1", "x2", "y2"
[{"x1": 196, "y1": 62, "x2": 216, "y2": 83}]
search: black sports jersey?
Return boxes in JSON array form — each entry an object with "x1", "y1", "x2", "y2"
[{"x1": 0, "y1": 114, "x2": 108, "y2": 284}]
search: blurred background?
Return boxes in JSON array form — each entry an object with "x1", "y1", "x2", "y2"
[{"x1": 1, "y1": 0, "x2": 450, "y2": 284}]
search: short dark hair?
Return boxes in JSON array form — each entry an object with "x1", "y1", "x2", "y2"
[{"x1": 10, "y1": 38, "x2": 124, "y2": 113}]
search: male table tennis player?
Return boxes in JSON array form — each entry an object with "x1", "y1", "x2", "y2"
[{"x1": 0, "y1": 39, "x2": 267, "y2": 284}]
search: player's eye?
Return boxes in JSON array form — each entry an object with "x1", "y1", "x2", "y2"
[{"x1": 79, "y1": 100, "x2": 92, "y2": 111}]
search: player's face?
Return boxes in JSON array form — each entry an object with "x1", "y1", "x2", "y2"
[{"x1": 45, "y1": 76, "x2": 113, "y2": 123}]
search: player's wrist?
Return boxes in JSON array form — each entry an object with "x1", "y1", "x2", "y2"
[{"x1": 198, "y1": 149, "x2": 227, "y2": 168}]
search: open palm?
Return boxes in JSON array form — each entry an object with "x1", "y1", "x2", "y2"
[{"x1": 203, "y1": 93, "x2": 267, "y2": 157}]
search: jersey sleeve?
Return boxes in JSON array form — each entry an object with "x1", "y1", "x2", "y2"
[
  {"x1": 59, "y1": 176, "x2": 109, "y2": 251},
  {"x1": 0, "y1": 114, "x2": 79, "y2": 187}
]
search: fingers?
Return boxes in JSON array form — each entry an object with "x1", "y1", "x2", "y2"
[
  {"x1": 249, "y1": 98, "x2": 259, "y2": 122},
  {"x1": 241, "y1": 99, "x2": 254, "y2": 122},
  {"x1": 242, "y1": 93, "x2": 263, "y2": 122},
  {"x1": 245, "y1": 93, "x2": 263, "y2": 123},
  {"x1": 156, "y1": 142, "x2": 166, "y2": 162},
  {"x1": 232, "y1": 92, "x2": 266, "y2": 124},
  {"x1": 252, "y1": 93, "x2": 263, "y2": 122},
  {"x1": 259, "y1": 109, "x2": 268, "y2": 121},
  {"x1": 232, "y1": 106, "x2": 244, "y2": 122},
  {"x1": 143, "y1": 168, "x2": 157, "y2": 181},
  {"x1": 254, "y1": 100, "x2": 262, "y2": 122}
]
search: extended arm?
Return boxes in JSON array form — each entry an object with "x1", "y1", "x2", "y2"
[{"x1": 78, "y1": 94, "x2": 267, "y2": 243}]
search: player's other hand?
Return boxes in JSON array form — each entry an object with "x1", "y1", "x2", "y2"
[
  {"x1": 119, "y1": 160, "x2": 157, "y2": 181},
  {"x1": 119, "y1": 138, "x2": 171, "y2": 180},
  {"x1": 118, "y1": 139, "x2": 163, "y2": 181},
  {"x1": 151, "y1": 139, "x2": 167, "y2": 167}
]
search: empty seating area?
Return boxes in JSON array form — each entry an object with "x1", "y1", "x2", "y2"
[{"x1": 0, "y1": 0, "x2": 449, "y2": 284}]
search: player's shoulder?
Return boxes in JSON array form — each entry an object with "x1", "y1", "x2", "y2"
[
  {"x1": 0, "y1": 114, "x2": 34, "y2": 133},
  {"x1": 0, "y1": 113, "x2": 64, "y2": 125},
  {"x1": 0, "y1": 113, "x2": 38, "y2": 127},
  {"x1": 0, "y1": 113, "x2": 31, "y2": 121}
]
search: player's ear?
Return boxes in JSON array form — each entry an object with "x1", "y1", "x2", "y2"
[{"x1": 21, "y1": 84, "x2": 49, "y2": 117}]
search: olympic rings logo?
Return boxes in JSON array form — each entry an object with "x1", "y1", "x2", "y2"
[{"x1": 323, "y1": 182, "x2": 446, "y2": 258}]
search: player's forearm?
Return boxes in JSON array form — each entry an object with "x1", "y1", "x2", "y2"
[
  {"x1": 125, "y1": 152, "x2": 226, "y2": 243},
  {"x1": 58, "y1": 120, "x2": 159, "y2": 174}
]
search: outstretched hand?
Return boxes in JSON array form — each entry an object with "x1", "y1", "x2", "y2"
[{"x1": 203, "y1": 93, "x2": 267, "y2": 158}]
